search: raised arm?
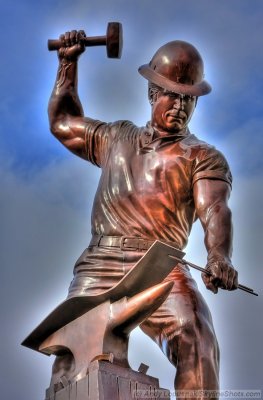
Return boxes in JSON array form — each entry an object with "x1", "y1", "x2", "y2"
[
  {"x1": 48, "y1": 30, "x2": 94, "y2": 160},
  {"x1": 194, "y1": 179, "x2": 238, "y2": 293}
]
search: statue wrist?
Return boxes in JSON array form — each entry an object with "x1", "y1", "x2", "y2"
[
  {"x1": 58, "y1": 47, "x2": 81, "y2": 63},
  {"x1": 207, "y1": 252, "x2": 231, "y2": 265}
]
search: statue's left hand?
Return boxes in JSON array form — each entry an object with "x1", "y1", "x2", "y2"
[{"x1": 201, "y1": 258, "x2": 238, "y2": 294}]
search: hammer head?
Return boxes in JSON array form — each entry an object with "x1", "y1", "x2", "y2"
[{"x1": 106, "y1": 22, "x2": 123, "y2": 58}]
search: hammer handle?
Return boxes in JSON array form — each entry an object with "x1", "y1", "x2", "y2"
[
  {"x1": 169, "y1": 255, "x2": 258, "y2": 296},
  {"x1": 48, "y1": 35, "x2": 106, "y2": 51}
]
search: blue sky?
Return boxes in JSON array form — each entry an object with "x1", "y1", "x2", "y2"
[{"x1": 1, "y1": 1, "x2": 263, "y2": 399}]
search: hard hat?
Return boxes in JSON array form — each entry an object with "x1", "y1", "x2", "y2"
[{"x1": 138, "y1": 40, "x2": 211, "y2": 96}]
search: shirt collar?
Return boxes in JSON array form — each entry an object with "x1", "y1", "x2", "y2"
[{"x1": 140, "y1": 122, "x2": 190, "y2": 152}]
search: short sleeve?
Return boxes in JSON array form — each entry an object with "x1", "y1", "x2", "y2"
[
  {"x1": 84, "y1": 119, "x2": 125, "y2": 167},
  {"x1": 192, "y1": 146, "x2": 232, "y2": 188}
]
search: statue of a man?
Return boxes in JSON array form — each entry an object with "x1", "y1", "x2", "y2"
[{"x1": 48, "y1": 31, "x2": 238, "y2": 393}]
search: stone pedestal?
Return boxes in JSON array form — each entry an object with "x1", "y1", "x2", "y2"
[{"x1": 45, "y1": 360, "x2": 170, "y2": 400}]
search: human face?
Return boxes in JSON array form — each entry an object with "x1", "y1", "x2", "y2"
[{"x1": 151, "y1": 90, "x2": 196, "y2": 134}]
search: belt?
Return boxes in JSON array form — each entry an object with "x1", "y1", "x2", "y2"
[{"x1": 89, "y1": 235, "x2": 179, "y2": 252}]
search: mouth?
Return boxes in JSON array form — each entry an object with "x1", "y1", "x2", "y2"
[{"x1": 165, "y1": 110, "x2": 186, "y2": 123}]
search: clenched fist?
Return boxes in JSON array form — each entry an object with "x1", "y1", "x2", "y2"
[
  {"x1": 202, "y1": 258, "x2": 238, "y2": 294},
  {"x1": 58, "y1": 30, "x2": 86, "y2": 61}
]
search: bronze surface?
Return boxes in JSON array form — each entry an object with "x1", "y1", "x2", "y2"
[
  {"x1": 25, "y1": 27, "x2": 242, "y2": 397},
  {"x1": 22, "y1": 241, "x2": 184, "y2": 351}
]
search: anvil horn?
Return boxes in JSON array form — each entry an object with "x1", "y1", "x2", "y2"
[{"x1": 110, "y1": 281, "x2": 173, "y2": 335}]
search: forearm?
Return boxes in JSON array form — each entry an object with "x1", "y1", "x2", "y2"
[
  {"x1": 194, "y1": 179, "x2": 237, "y2": 292},
  {"x1": 194, "y1": 179, "x2": 233, "y2": 261},
  {"x1": 204, "y1": 201, "x2": 233, "y2": 263},
  {"x1": 48, "y1": 58, "x2": 84, "y2": 129}
]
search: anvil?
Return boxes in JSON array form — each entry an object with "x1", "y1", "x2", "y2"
[{"x1": 22, "y1": 241, "x2": 184, "y2": 393}]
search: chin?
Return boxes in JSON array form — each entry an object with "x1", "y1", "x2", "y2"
[
  {"x1": 165, "y1": 123, "x2": 183, "y2": 133},
  {"x1": 163, "y1": 118, "x2": 186, "y2": 132}
]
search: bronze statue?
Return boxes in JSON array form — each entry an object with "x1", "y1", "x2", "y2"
[{"x1": 46, "y1": 29, "x2": 239, "y2": 395}]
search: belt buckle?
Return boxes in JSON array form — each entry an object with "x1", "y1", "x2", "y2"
[{"x1": 120, "y1": 236, "x2": 138, "y2": 251}]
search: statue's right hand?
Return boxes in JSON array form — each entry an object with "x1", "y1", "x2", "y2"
[{"x1": 58, "y1": 30, "x2": 86, "y2": 61}]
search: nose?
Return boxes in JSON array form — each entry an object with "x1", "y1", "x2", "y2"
[{"x1": 173, "y1": 95, "x2": 184, "y2": 111}]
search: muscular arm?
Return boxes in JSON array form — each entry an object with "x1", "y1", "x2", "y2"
[
  {"x1": 48, "y1": 31, "x2": 94, "y2": 160},
  {"x1": 194, "y1": 179, "x2": 238, "y2": 293}
]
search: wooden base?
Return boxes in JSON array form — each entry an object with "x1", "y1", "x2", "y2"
[{"x1": 45, "y1": 360, "x2": 170, "y2": 400}]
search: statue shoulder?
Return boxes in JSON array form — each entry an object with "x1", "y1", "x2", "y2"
[
  {"x1": 112, "y1": 120, "x2": 145, "y2": 143},
  {"x1": 187, "y1": 134, "x2": 232, "y2": 187},
  {"x1": 183, "y1": 134, "x2": 214, "y2": 150},
  {"x1": 183, "y1": 134, "x2": 227, "y2": 159}
]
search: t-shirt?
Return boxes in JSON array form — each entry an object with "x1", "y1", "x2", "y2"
[{"x1": 84, "y1": 119, "x2": 232, "y2": 250}]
